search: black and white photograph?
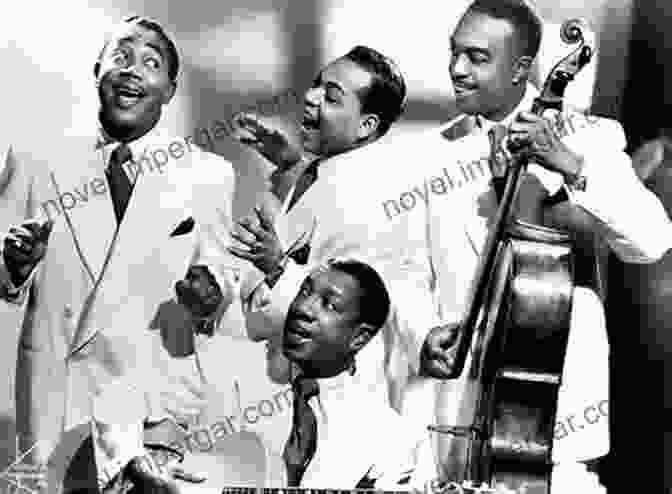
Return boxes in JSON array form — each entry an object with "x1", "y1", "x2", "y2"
[{"x1": 0, "y1": 0, "x2": 668, "y2": 493}]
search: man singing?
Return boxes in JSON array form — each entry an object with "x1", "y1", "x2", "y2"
[
  {"x1": 276, "y1": 257, "x2": 420, "y2": 488},
  {"x1": 0, "y1": 16, "x2": 237, "y2": 493}
]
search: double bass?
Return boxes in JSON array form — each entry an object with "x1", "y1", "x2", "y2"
[{"x1": 430, "y1": 19, "x2": 596, "y2": 494}]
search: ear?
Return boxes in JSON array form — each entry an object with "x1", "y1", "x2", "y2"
[
  {"x1": 512, "y1": 55, "x2": 533, "y2": 85},
  {"x1": 357, "y1": 114, "x2": 380, "y2": 140},
  {"x1": 161, "y1": 81, "x2": 177, "y2": 105},
  {"x1": 348, "y1": 322, "x2": 376, "y2": 354}
]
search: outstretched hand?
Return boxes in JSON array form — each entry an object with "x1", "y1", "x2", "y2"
[{"x1": 230, "y1": 112, "x2": 303, "y2": 170}]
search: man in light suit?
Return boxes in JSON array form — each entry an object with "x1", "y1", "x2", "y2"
[
  {"x1": 412, "y1": 0, "x2": 672, "y2": 492},
  {"x1": 0, "y1": 16, "x2": 237, "y2": 493}
]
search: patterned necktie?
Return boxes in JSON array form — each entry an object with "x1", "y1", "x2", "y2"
[
  {"x1": 283, "y1": 376, "x2": 320, "y2": 486},
  {"x1": 105, "y1": 143, "x2": 134, "y2": 223}
]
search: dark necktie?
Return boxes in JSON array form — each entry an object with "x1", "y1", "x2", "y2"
[
  {"x1": 287, "y1": 160, "x2": 319, "y2": 212},
  {"x1": 105, "y1": 143, "x2": 134, "y2": 223},
  {"x1": 283, "y1": 376, "x2": 319, "y2": 486}
]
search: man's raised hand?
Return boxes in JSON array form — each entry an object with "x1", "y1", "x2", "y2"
[{"x1": 230, "y1": 112, "x2": 303, "y2": 170}]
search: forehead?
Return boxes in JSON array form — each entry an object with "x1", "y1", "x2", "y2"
[
  {"x1": 104, "y1": 22, "x2": 168, "y2": 56},
  {"x1": 452, "y1": 11, "x2": 517, "y2": 51},
  {"x1": 319, "y1": 58, "x2": 373, "y2": 96},
  {"x1": 309, "y1": 267, "x2": 362, "y2": 303}
]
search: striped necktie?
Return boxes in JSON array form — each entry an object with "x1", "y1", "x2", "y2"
[{"x1": 105, "y1": 143, "x2": 134, "y2": 223}]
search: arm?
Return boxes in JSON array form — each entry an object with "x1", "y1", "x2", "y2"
[
  {"x1": 520, "y1": 113, "x2": 672, "y2": 263},
  {"x1": 559, "y1": 118, "x2": 672, "y2": 262},
  {"x1": 182, "y1": 152, "x2": 245, "y2": 336},
  {"x1": 0, "y1": 146, "x2": 45, "y2": 304}
]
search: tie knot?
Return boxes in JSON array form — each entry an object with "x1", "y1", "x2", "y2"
[
  {"x1": 109, "y1": 143, "x2": 133, "y2": 169},
  {"x1": 292, "y1": 376, "x2": 319, "y2": 401}
]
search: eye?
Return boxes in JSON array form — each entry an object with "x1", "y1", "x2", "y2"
[
  {"x1": 325, "y1": 89, "x2": 340, "y2": 103},
  {"x1": 144, "y1": 56, "x2": 161, "y2": 70},
  {"x1": 470, "y1": 52, "x2": 489, "y2": 64},
  {"x1": 323, "y1": 297, "x2": 340, "y2": 312},
  {"x1": 299, "y1": 282, "x2": 311, "y2": 297},
  {"x1": 110, "y1": 50, "x2": 128, "y2": 66}
]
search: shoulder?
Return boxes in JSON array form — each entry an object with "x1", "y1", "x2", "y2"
[
  {"x1": 157, "y1": 136, "x2": 235, "y2": 187},
  {"x1": 560, "y1": 107, "x2": 627, "y2": 151}
]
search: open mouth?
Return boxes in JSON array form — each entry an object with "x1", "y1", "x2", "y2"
[
  {"x1": 113, "y1": 83, "x2": 146, "y2": 108},
  {"x1": 452, "y1": 81, "x2": 477, "y2": 97},
  {"x1": 301, "y1": 111, "x2": 320, "y2": 133}
]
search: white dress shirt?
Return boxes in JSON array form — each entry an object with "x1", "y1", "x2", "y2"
[{"x1": 289, "y1": 338, "x2": 422, "y2": 490}]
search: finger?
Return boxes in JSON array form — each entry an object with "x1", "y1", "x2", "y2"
[
  {"x1": 227, "y1": 246, "x2": 258, "y2": 261},
  {"x1": 236, "y1": 219, "x2": 265, "y2": 239},
  {"x1": 231, "y1": 230, "x2": 258, "y2": 247},
  {"x1": 9, "y1": 226, "x2": 36, "y2": 240},
  {"x1": 516, "y1": 110, "x2": 541, "y2": 123},
  {"x1": 254, "y1": 205, "x2": 275, "y2": 233},
  {"x1": 4, "y1": 234, "x2": 35, "y2": 255}
]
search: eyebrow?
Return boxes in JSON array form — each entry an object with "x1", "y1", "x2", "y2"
[{"x1": 116, "y1": 36, "x2": 165, "y2": 59}]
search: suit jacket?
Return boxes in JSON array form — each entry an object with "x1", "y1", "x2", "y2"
[
  {"x1": 420, "y1": 85, "x2": 672, "y2": 468},
  {"x1": 0, "y1": 129, "x2": 237, "y2": 492}
]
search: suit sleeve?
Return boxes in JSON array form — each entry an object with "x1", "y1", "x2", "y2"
[
  {"x1": 0, "y1": 146, "x2": 42, "y2": 305},
  {"x1": 534, "y1": 115, "x2": 672, "y2": 263},
  {"x1": 190, "y1": 151, "x2": 247, "y2": 337}
]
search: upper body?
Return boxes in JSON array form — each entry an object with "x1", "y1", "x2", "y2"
[
  {"x1": 277, "y1": 259, "x2": 424, "y2": 489},
  {"x1": 419, "y1": 0, "x2": 672, "y2": 380},
  {"x1": 0, "y1": 17, "x2": 237, "y2": 486}
]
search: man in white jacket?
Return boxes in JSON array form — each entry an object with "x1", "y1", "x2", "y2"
[{"x1": 0, "y1": 16, "x2": 237, "y2": 493}]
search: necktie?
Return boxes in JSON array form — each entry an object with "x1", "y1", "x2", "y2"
[
  {"x1": 287, "y1": 160, "x2": 319, "y2": 212},
  {"x1": 488, "y1": 124, "x2": 509, "y2": 201},
  {"x1": 105, "y1": 143, "x2": 134, "y2": 223},
  {"x1": 283, "y1": 376, "x2": 319, "y2": 486}
]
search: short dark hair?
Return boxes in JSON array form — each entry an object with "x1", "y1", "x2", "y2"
[
  {"x1": 344, "y1": 45, "x2": 407, "y2": 136},
  {"x1": 466, "y1": 0, "x2": 543, "y2": 59},
  {"x1": 99, "y1": 16, "x2": 180, "y2": 83},
  {"x1": 327, "y1": 258, "x2": 391, "y2": 331}
]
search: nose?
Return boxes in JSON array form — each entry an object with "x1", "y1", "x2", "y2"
[
  {"x1": 118, "y1": 54, "x2": 142, "y2": 78},
  {"x1": 450, "y1": 52, "x2": 470, "y2": 78}
]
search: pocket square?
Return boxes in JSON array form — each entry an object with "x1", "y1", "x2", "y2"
[{"x1": 170, "y1": 217, "x2": 195, "y2": 237}]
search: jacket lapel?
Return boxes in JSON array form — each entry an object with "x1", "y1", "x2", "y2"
[{"x1": 53, "y1": 140, "x2": 118, "y2": 286}]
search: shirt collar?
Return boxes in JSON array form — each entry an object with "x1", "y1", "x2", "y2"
[{"x1": 94, "y1": 120, "x2": 164, "y2": 174}]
